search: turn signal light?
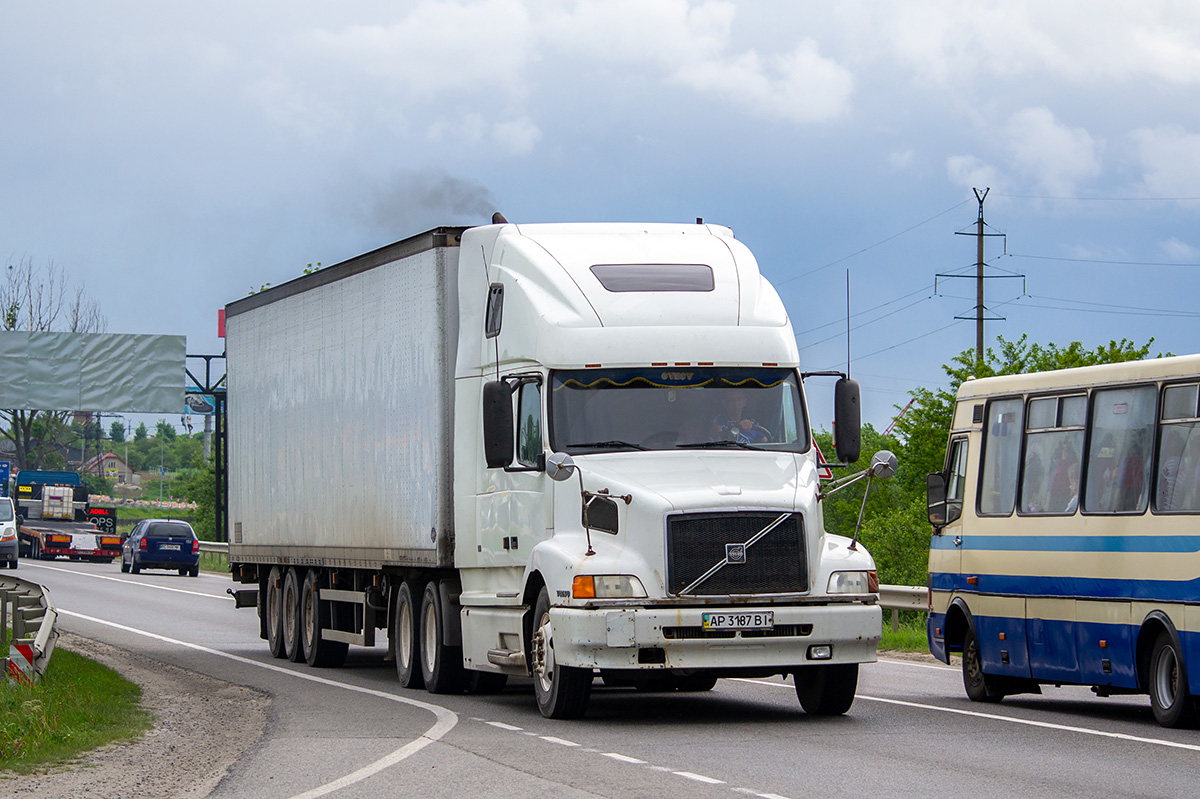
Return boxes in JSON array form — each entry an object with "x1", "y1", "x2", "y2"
[{"x1": 572, "y1": 576, "x2": 596, "y2": 599}]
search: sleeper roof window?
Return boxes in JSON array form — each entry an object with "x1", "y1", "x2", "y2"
[{"x1": 589, "y1": 264, "x2": 714, "y2": 292}]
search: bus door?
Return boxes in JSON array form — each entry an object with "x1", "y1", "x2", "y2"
[
  {"x1": 968, "y1": 398, "x2": 1031, "y2": 679},
  {"x1": 927, "y1": 435, "x2": 968, "y2": 660}
]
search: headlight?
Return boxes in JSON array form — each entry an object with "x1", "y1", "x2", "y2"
[
  {"x1": 572, "y1": 575, "x2": 647, "y2": 599},
  {"x1": 827, "y1": 570, "x2": 879, "y2": 594},
  {"x1": 0, "y1": 526, "x2": 14, "y2": 542}
]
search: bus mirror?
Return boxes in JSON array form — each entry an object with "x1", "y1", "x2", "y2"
[
  {"x1": 870, "y1": 450, "x2": 898, "y2": 479},
  {"x1": 926, "y1": 472, "x2": 953, "y2": 528},
  {"x1": 834, "y1": 377, "x2": 861, "y2": 464},
  {"x1": 482, "y1": 380, "x2": 514, "y2": 468}
]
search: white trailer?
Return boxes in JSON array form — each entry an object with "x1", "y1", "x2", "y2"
[{"x1": 226, "y1": 218, "x2": 885, "y2": 718}]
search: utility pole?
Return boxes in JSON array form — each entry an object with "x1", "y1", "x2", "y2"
[
  {"x1": 974, "y1": 187, "x2": 988, "y2": 365},
  {"x1": 935, "y1": 188, "x2": 1022, "y2": 371}
]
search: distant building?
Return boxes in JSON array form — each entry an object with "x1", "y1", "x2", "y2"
[{"x1": 81, "y1": 452, "x2": 133, "y2": 483}]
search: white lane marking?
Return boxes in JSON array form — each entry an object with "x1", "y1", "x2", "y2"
[
  {"x1": 541, "y1": 736, "x2": 580, "y2": 747},
  {"x1": 875, "y1": 656, "x2": 956, "y2": 672},
  {"x1": 26, "y1": 562, "x2": 231, "y2": 601},
  {"x1": 675, "y1": 771, "x2": 725, "y2": 784},
  {"x1": 735, "y1": 677, "x2": 1200, "y2": 753},
  {"x1": 602, "y1": 752, "x2": 647, "y2": 764},
  {"x1": 58, "y1": 610, "x2": 458, "y2": 798},
  {"x1": 476, "y1": 718, "x2": 789, "y2": 798}
]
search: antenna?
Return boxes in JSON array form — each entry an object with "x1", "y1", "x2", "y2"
[{"x1": 845, "y1": 269, "x2": 851, "y2": 377}]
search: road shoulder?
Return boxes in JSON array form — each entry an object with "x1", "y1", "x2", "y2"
[{"x1": 2, "y1": 632, "x2": 269, "y2": 799}]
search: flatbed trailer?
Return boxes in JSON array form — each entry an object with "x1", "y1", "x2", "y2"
[{"x1": 19, "y1": 519, "x2": 121, "y2": 562}]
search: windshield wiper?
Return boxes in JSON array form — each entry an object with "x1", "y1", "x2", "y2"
[
  {"x1": 567, "y1": 440, "x2": 648, "y2": 451},
  {"x1": 676, "y1": 440, "x2": 765, "y2": 451}
]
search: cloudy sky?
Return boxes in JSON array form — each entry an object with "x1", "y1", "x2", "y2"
[{"x1": 4, "y1": 1, "x2": 1200, "y2": 431}]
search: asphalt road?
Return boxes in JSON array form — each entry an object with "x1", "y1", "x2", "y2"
[{"x1": 20, "y1": 559, "x2": 1200, "y2": 799}]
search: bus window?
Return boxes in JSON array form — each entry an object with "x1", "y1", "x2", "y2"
[
  {"x1": 979, "y1": 398, "x2": 1023, "y2": 515},
  {"x1": 1156, "y1": 383, "x2": 1200, "y2": 512},
  {"x1": 1020, "y1": 395, "x2": 1085, "y2": 514},
  {"x1": 1084, "y1": 386, "x2": 1155, "y2": 513}
]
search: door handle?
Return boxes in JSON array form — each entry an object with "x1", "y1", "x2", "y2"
[{"x1": 953, "y1": 536, "x2": 962, "y2": 548}]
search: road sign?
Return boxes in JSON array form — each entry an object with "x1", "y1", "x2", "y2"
[{"x1": 0, "y1": 462, "x2": 9, "y2": 496}]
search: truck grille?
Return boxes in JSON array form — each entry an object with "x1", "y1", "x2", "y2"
[{"x1": 666, "y1": 511, "x2": 807, "y2": 595}]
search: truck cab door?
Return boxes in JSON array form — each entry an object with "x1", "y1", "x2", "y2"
[{"x1": 478, "y1": 377, "x2": 550, "y2": 572}]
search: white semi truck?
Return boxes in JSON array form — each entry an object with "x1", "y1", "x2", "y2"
[{"x1": 226, "y1": 217, "x2": 886, "y2": 719}]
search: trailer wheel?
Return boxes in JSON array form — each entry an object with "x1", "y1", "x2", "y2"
[
  {"x1": 530, "y1": 587, "x2": 592, "y2": 719},
  {"x1": 419, "y1": 581, "x2": 466, "y2": 694},
  {"x1": 393, "y1": 580, "x2": 425, "y2": 689},
  {"x1": 301, "y1": 569, "x2": 348, "y2": 668},
  {"x1": 31, "y1": 540, "x2": 41, "y2": 560},
  {"x1": 1149, "y1": 631, "x2": 1198, "y2": 728},
  {"x1": 794, "y1": 663, "x2": 858, "y2": 715},
  {"x1": 265, "y1": 566, "x2": 286, "y2": 658},
  {"x1": 282, "y1": 568, "x2": 305, "y2": 663}
]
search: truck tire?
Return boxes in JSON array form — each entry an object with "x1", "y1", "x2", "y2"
[
  {"x1": 393, "y1": 580, "x2": 425, "y2": 689},
  {"x1": 31, "y1": 540, "x2": 41, "y2": 561},
  {"x1": 530, "y1": 587, "x2": 592, "y2": 719},
  {"x1": 301, "y1": 569, "x2": 348, "y2": 668},
  {"x1": 419, "y1": 581, "x2": 466, "y2": 694},
  {"x1": 794, "y1": 663, "x2": 858, "y2": 715},
  {"x1": 1149, "y1": 631, "x2": 1198, "y2": 728},
  {"x1": 265, "y1": 566, "x2": 286, "y2": 658},
  {"x1": 283, "y1": 568, "x2": 305, "y2": 663}
]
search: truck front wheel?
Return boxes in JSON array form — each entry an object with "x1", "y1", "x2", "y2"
[
  {"x1": 794, "y1": 663, "x2": 858, "y2": 715},
  {"x1": 530, "y1": 587, "x2": 592, "y2": 719},
  {"x1": 419, "y1": 581, "x2": 466, "y2": 694}
]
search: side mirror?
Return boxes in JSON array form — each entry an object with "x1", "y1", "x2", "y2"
[
  {"x1": 869, "y1": 450, "x2": 898, "y2": 479},
  {"x1": 545, "y1": 452, "x2": 577, "y2": 482},
  {"x1": 926, "y1": 472, "x2": 948, "y2": 527},
  {"x1": 482, "y1": 380, "x2": 514, "y2": 469},
  {"x1": 833, "y1": 377, "x2": 861, "y2": 464}
]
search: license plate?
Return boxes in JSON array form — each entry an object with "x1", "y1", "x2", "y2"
[
  {"x1": 702, "y1": 611, "x2": 774, "y2": 630},
  {"x1": 160, "y1": 543, "x2": 181, "y2": 551}
]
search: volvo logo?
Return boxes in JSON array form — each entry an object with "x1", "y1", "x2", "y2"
[{"x1": 726, "y1": 543, "x2": 746, "y2": 564}]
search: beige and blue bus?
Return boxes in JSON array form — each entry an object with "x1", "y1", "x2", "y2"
[{"x1": 925, "y1": 354, "x2": 1200, "y2": 728}]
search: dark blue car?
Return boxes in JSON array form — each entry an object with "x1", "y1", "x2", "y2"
[{"x1": 121, "y1": 519, "x2": 200, "y2": 577}]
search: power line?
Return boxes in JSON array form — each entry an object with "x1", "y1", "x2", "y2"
[
  {"x1": 992, "y1": 193, "x2": 1200, "y2": 202},
  {"x1": 777, "y1": 199, "x2": 970, "y2": 286},
  {"x1": 1008, "y1": 253, "x2": 1200, "y2": 267},
  {"x1": 793, "y1": 284, "x2": 931, "y2": 337}
]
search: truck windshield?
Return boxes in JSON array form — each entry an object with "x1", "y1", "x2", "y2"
[{"x1": 549, "y1": 367, "x2": 810, "y2": 453}]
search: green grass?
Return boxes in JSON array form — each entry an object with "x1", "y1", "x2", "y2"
[
  {"x1": 199, "y1": 550, "x2": 227, "y2": 573},
  {"x1": 879, "y1": 610, "x2": 930, "y2": 653},
  {"x1": 0, "y1": 648, "x2": 151, "y2": 773}
]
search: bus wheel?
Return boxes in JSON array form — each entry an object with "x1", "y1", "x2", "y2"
[
  {"x1": 265, "y1": 566, "x2": 286, "y2": 658},
  {"x1": 1149, "y1": 632, "x2": 1198, "y2": 728},
  {"x1": 963, "y1": 626, "x2": 1003, "y2": 703},
  {"x1": 530, "y1": 587, "x2": 592, "y2": 719},
  {"x1": 795, "y1": 663, "x2": 858, "y2": 715}
]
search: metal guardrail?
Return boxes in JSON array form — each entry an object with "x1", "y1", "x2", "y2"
[
  {"x1": 199, "y1": 541, "x2": 229, "y2": 554},
  {"x1": 0, "y1": 576, "x2": 59, "y2": 684},
  {"x1": 879, "y1": 584, "x2": 928, "y2": 631}
]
